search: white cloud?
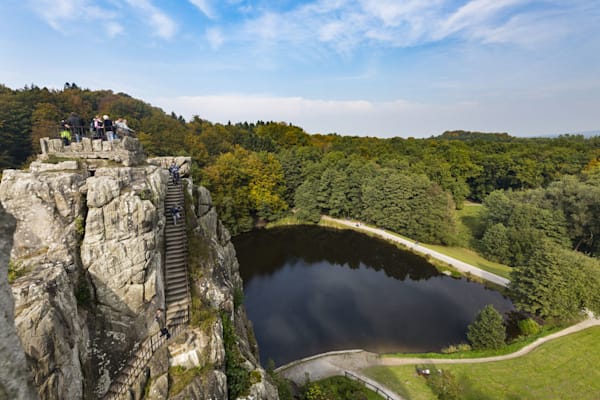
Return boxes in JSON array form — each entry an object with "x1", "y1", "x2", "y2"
[
  {"x1": 125, "y1": 0, "x2": 177, "y2": 39},
  {"x1": 107, "y1": 22, "x2": 124, "y2": 38},
  {"x1": 206, "y1": 27, "x2": 224, "y2": 49},
  {"x1": 231, "y1": 0, "x2": 582, "y2": 54},
  {"x1": 27, "y1": 0, "x2": 110, "y2": 32},
  {"x1": 152, "y1": 91, "x2": 600, "y2": 138},
  {"x1": 188, "y1": 0, "x2": 216, "y2": 19}
]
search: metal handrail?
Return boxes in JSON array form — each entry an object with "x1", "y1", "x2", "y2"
[
  {"x1": 344, "y1": 371, "x2": 395, "y2": 400},
  {"x1": 104, "y1": 316, "x2": 189, "y2": 399}
]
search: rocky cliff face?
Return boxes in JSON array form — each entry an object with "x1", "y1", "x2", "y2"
[
  {"x1": 0, "y1": 204, "x2": 39, "y2": 400},
  {"x1": 0, "y1": 151, "x2": 277, "y2": 399}
]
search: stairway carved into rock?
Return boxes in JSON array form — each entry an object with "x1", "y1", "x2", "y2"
[
  {"x1": 164, "y1": 180, "x2": 190, "y2": 326},
  {"x1": 104, "y1": 178, "x2": 190, "y2": 399}
]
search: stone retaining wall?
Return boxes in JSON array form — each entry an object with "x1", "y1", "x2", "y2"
[{"x1": 39, "y1": 136, "x2": 146, "y2": 166}]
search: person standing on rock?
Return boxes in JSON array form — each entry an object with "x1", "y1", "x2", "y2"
[{"x1": 103, "y1": 115, "x2": 114, "y2": 141}]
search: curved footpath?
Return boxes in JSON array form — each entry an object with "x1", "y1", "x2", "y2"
[
  {"x1": 277, "y1": 317, "x2": 600, "y2": 400},
  {"x1": 321, "y1": 216, "x2": 510, "y2": 287},
  {"x1": 278, "y1": 217, "x2": 597, "y2": 398}
]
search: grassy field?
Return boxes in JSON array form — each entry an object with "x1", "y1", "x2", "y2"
[{"x1": 363, "y1": 326, "x2": 600, "y2": 400}]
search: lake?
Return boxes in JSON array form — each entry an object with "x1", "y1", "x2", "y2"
[{"x1": 233, "y1": 225, "x2": 513, "y2": 366}]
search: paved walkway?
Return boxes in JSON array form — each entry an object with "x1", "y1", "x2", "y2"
[
  {"x1": 321, "y1": 216, "x2": 510, "y2": 287},
  {"x1": 277, "y1": 317, "x2": 600, "y2": 399}
]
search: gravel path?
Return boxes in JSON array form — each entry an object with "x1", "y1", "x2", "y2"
[
  {"x1": 321, "y1": 216, "x2": 510, "y2": 287},
  {"x1": 276, "y1": 317, "x2": 599, "y2": 399}
]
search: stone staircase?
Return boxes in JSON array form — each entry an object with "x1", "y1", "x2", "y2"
[
  {"x1": 164, "y1": 180, "x2": 191, "y2": 327},
  {"x1": 103, "y1": 179, "x2": 190, "y2": 399}
]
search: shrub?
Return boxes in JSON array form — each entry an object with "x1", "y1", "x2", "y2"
[
  {"x1": 467, "y1": 304, "x2": 506, "y2": 350},
  {"x1": 441, "y1": 343, "x2": 471, "y2": 354},
  {"x1": 518, "y1": 318, "x2": 541, "y2": 337},
  {"x1": 425, "y1": 368, "x2": 462, "y2": 400}
]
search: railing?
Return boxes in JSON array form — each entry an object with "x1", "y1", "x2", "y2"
[
  {"x1": 104, "y1": 314, "x2": 189, "y2": 400},
  {"x1": 344, "y1": 371, "x2": 396, "y2": 400},
  {"x1": 43, "y1": 124, "x2": 136, "y2": 141}
]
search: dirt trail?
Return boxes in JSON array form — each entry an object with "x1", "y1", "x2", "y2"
[{"x1": 322, "y1": 216, "x2": 510, "y2": 287}]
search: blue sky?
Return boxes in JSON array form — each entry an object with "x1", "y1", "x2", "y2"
[{"x1": 1, "y1": 0, "x2": 599, "y2": 138}]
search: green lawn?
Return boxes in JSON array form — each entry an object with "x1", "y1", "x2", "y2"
[
  {"x1": 363, "y1": 326, "x2": 600, "y2": 400},
  {"x1": 422, "y1": 244, "x2": 512, "y2": 279}
]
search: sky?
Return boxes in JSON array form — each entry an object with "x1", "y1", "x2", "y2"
[{"x1": 0, "y1": 0, "x2": 599, "y2": 138}]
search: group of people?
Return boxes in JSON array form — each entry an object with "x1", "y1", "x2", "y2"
[
  {"x1": 91, "y1": 114, "x2": 135, "y2": 141},
  {"x1": 59, "y1": 112, "x2": 135, "y2": 145}
]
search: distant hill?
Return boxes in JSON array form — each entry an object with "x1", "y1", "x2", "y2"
[{"x1": 436, "y1": 130, "x2": 513, "y2": 141}]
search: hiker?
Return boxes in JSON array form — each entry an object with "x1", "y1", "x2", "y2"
[
  {"x1": 160, "y1": 327, "x2": 171, "y2": 339},
  {"x1": 67, "y1": 112, "x2": 84, "y2": 142},
  {"x1": 170, "y1": 206, "x2": 182, "y2": 225},
  {"x1": 155, "y1": 308, "x2": 163, "y2": 324},
  {"x1": 168, "y1": 161, "x2": 180, "y2": 185},
  {"x1": 115, "y1": 118, "x2": 135, "y2": 137},
  {"x1": 60, "y1": 121, "x2": 71, "y2": 145},
  {"x1": 92, "y1": 115, "x2": 103, "y2": 139},
  {"x1": 103, "y1": 115, "x2": 114, "y2": 141}
]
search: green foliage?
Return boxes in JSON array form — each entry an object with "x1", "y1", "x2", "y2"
[
  {"x1": 467, "y1": 305, "x2": 506, "y2": 350},
  {"x1": 7, "y1": 260, "x2": 25, "y2": 283},
  {"x1": 221, "y1": 312, "x2": 251, "y2": 399},
  {"x1": 233, "y1": 286, "x2": 244, "y2": 310},
  {"x1": 168, "y1": 365, "x2": 204, "y2": 397},
  {"x1": 301, "y1": 376, "x2": 376, "y2": 400},
  {"x1": 518, "y1": 318, "x2": 541, "y2": 337},
  {"x1": 510, "y1": 242, "x2": 600, "y2": 321},
  {"x1": 441, "y1": 343, "x2": 472, "y2": 354},
  {"x1": 74, "y1": 215, "x2": 85, "y2": 237},
  {"x1": 424, "y1": 368, "x2": 462, "y2": 400},
  {"x1": 3, "y1": 84, "x2": 600, "y2": 260},
  {"x1": 74, "y1": 274, "x2": 93, "y2": 307}
]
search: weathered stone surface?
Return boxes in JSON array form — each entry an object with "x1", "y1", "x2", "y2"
[
  {"x1": 0, "y1": 169, "x2": 86, "y2": 264},
  {"x1": 29, "y1": 160, "x2": 79, "y2": 173},
  {"x1": 0, "y1": 205, "x2": 39, "y2": 400},
  {"x1": 146, "y1": 373, "x2": 169, "y2": 400},
  {"x1": 171, "y1": 371, "x2": 227, "y2": 400},
  {"x1": 170, "y1": 324, "x2": 225, "y2": 370},
  {"x1": 11, "y1": 265, "x2": 87, "y2": 400},
  {"x1": 196, "y1": 186, "x2": 212, "y2": 217},
  {"x1": 1, "y1": 147, "x2": 276, "y2": 399},
  {"x1": 85, "y1": 175, "x2": 121, "y2": 208},
  {"x1": 147, "y1": 156, "x2": 192, "y2": 177}
]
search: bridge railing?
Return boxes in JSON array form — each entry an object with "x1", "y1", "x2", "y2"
[
  {"x1": 104, "y1": 313, "x2": 189, "y2": 400},
  {"x1": 344, "y1": 370, "x2": 395, "y2": 400}
]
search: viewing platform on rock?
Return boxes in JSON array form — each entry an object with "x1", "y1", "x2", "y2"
[{"x1": 39, "y1": 136, "x2": 146, "y2": 166}]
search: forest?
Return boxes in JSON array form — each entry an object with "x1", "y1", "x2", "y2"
[{"x1": 2, "y1": 83, "x2": 600, "y2": 322}]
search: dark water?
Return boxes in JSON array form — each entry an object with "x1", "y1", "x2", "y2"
[{"x1": 233, "y1": 225, "x2": 513, "y2": 367}]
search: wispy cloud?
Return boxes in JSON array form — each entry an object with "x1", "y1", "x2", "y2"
[
  {"x1": 232, "y1": 0, "x2": 582, "y2": 53},
  {"x1": 206, "y1": 27, "x2": 224, "y2": 49},
  {"x1": 27, "y1": 0, "x2": 111, "y2": 33},
  {"x1": 107, "y1": 22, "x2": 124, "y2": 38},
  {"x1": 188, "y1": 0, "x2": 216, "y2": 19},
  {"x1": 154, "y1": 90, "x2": 600, "y2": 137},
  {"x1": 125, "y1": 0, "x2": 177, "y2": 39}
]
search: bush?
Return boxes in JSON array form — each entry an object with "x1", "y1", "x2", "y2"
[
  {"x1": 441, "y1": 343, "x2": 472, "y2": 354},
  {"x1": 222, "y1": 312, "x2": 251, "y2": 399},
  {"x1": 518, "y1": 318, "x2": 541, "y2": 336},
  {"x1": 467, "y1": 304, "x2": 506, "y2": 350},
  {"x1": 425, "y1": 368, "x2": 462, "y2": 400}
]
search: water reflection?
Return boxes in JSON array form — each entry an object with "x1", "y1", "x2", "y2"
[{"x1": 233, "y1": 226, "x2": 513, "y2": 366}]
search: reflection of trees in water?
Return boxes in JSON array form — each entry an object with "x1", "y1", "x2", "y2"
[{"x1": 234, "y1": 225, "x2": 440, "y2": 283}]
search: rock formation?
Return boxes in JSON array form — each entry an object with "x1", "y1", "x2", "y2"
[
  {"x1": 0, "y1": 141, "x2": 277, "y2": 399},
  {"x1": 0, "y1": 204, "x2": 39, "y2": 400}
]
